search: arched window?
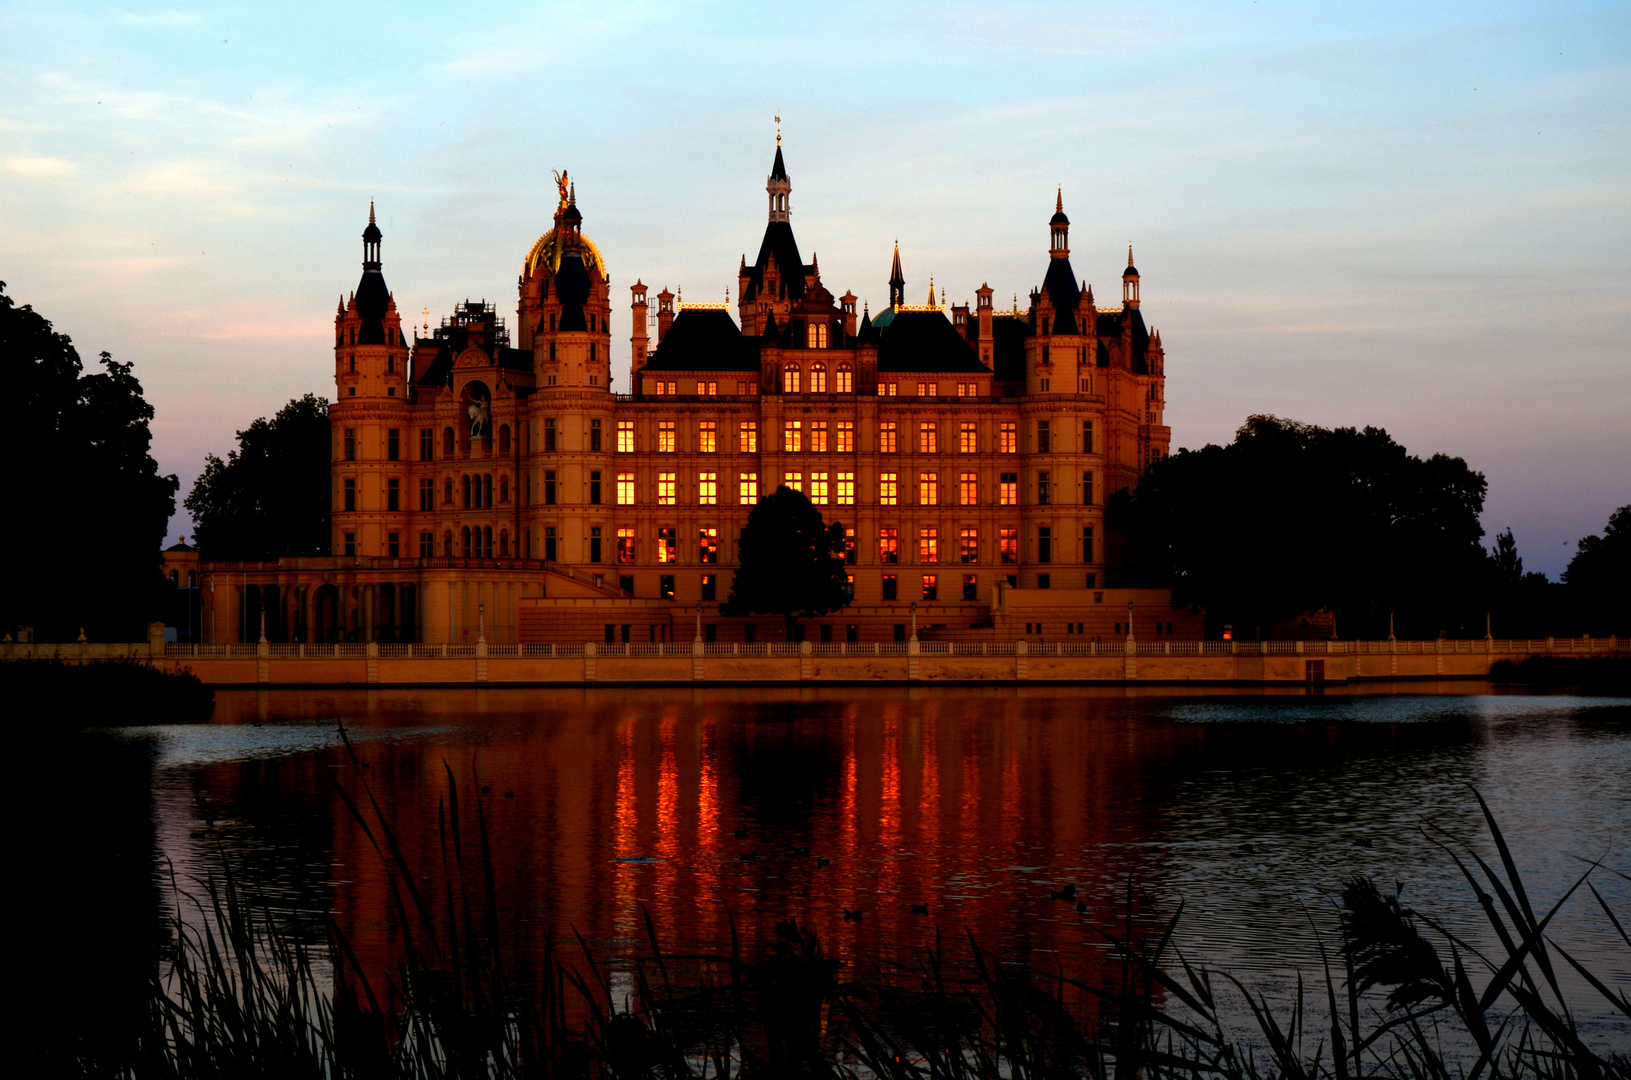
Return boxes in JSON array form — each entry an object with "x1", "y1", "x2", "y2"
[
  {"x1": 783, "y1": 363, "x2": 801, "y2": 395},
  {"x1": 462, "y1": 475, "x2": 471, "y2": 509},
  {"x1": 836, "y1": 364, "x2": 853, "y2": 394},
  {"x1": 462, "y1": 526, "x2": 471, "y2": 558},
  {"x1": 499, "y1": 424, "x2": 511, "y2": 453},
  {"x1": 808, "y1": 364, "x2": 827, "y2": 394},
  {"x1": 499, "y1": 529, "x2": 510, "y2": 557},
  {"x1": 443, "y1": 427, "x2": 455, "y2": 456},
  {"x1": 499, "y1": 475, "x2": 509, "y2": 503},
  {"x1": 807, "y1": 322, "x2": 829, "y2": 349}
]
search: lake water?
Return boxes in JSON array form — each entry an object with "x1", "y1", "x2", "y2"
[{"x1": 47, "y1": 684, "x2": 1631, "y2": 1049}]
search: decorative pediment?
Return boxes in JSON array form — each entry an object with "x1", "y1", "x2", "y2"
[{"x1": 457, "y1": 347, "x2": 487, "y2": 368}]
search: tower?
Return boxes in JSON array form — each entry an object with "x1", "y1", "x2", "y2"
[
  {"x1": 331, "y1": 202, "x2": 409, "y2": 560},
  {"x1": 630, "y1": 280, "x2": 649, "y2": 386},
  {"x1": 1122, "y1": 247, "x2": 1140, "y2": 308},
  {"x1": 888, "y1": 242, "x2": 905, "y2": 308}
]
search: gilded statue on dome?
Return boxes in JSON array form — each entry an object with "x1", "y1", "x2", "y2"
[{"x1": 553, "y1": 170, "x2": 570, "y2": 209}]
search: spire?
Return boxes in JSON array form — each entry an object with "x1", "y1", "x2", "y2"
[
  {"x1": 767, "y1": 135, "x2": 791, "y2": 221},
  {"x1": 888, "y1": 241, "x2": 905, "y2": 307},
  {"x1": 1122, "y1": 248, "x2": 1140, "y2": 308},
  {"x1": 1049, "y1": 190, "x2": 1070, "y2": 258},
  {"x1": 1128, "y1": 244, "x2": 1135, "y2": 267},
  {"x1": 361, "y1": 201, "x2": 382, "y2": 269},
  {"x1": 926, "y1": 275, "x2": 936, "y2": 306}
]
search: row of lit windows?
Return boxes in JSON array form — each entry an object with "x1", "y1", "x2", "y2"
[
  {"x1": 875, "y1": 381, "x2": 982, "y2": 398},
  {"x1": 343, "y1": 468, "x2": 1096, "y2": 511},
  {"x1": 588, "y1": 470, "x2": 1095, "y2": 508},
  {"x1": 343, "y1": 420, "x2": 1100, "y2": 462},
  {"x1": 592, "y1": 525, "x2": 1096, "y2": 567}
]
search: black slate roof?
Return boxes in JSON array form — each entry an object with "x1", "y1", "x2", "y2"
[
  {"x1": 642, "y1": 308, "x2": 762, "y2": 372},
  {"x1": 355, "y1": 268, "x2": 389, "y2": 345},
  {"x1": 991, "y1": 315, "x2": 1031, "y2": 382},
  {"x1": 742, "y1": 220, "x2": 807, "y2": 303},
  {"x1": 875, "y1": 309, "x2": 989, "y2": 374}
]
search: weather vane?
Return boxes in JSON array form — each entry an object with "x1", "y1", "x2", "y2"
[{"x1": 775, "y1": 114, "x2": 781, "y2": 146}]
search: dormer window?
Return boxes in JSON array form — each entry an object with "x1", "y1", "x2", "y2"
[{"x1": 806, "y1": 322, "x2": 828, "y2": 349}]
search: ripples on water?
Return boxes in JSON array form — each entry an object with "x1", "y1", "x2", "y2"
[{"x1": 87, "y1": 686, "x2": 1631, "y2": 1042}]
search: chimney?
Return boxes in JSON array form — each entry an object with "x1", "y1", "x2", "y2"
[{"x1": 656, "y1": 287, "x2": 675, "y2": 343}]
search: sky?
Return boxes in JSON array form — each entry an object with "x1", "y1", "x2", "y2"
[{"x1": 2, "y1": 1, "x2": 1626, "y2": 578}]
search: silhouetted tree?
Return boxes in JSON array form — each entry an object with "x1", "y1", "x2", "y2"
[
  {"x1": 185, "y1": 394, "x2": 331, "y2": 559},
  {"x1": 1485, "y1": 528, "x2": 1566, "y2": 637},
  {"x1": 1117, "y1": 415, "x2": 1489, "y2": 638},
  {"x1": 722, "y1": 486, "x2": 850, "y2": 641},
  {"x1": 1563, "y1": 505, "x2": 1630, "y2": 635},
  {"x1": 1, "y1": 282, "x2": 178, "y2": 639}
]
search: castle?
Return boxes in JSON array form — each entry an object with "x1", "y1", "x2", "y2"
[{"x1": 183, "y1": 139, "x2": 1185, "y2": 645}]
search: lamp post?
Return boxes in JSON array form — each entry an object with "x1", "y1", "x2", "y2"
[
  {"x1": 1127, "y1": 600, "x2": 1135, "y2": 641},
  {"x1": 910, "y1": 600, "x2": 918, "y2": 642},
  {"x1": 695, "y1": 601, "x2": 703, "y2": 642},
  {"x1": 478, "y1": 602, "x2": 485, "y2": 645}
]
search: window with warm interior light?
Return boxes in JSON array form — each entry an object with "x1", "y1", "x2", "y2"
[
  {"x1": 616, "y1": 472, "x2": 635, "y2": 505},
  {"x1": 878, "y1": 472, "x2": 898, "y2": 506}
]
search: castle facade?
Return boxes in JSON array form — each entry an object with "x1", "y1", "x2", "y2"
[{"x1": 192, "y1": 141, "x2": 1178, "y2": 645}]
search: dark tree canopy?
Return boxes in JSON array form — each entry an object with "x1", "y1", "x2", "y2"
[
  {"x1": 1, "y1": 282, "x2": 178, "y2": 639},
  {"x1": 1562, "y1": 505, "x2": 1630, "y2": 635},
  {"x1": 1115, "y1": 415, "x2": 1491, "y2": 639},
  {"x1": 185, "y1": 394, "x2": 331, "y2": 560},
  {"x1": 721, "y1": 486, "x2": 851, "y2": 640}
]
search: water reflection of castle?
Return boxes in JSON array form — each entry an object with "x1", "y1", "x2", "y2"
[
  {"x1": 197, "y1": 691, "x2": 1201, "y2": 990},
  {"x1": 181, "y1": 138, "x2": 1186, "y2": 646}
]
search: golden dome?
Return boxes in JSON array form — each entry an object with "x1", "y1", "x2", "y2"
[{"x1": 523, "y1": 228, "x2": 608, "y2": 282}]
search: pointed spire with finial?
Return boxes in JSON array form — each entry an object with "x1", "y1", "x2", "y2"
[
  {"x1": 927, "y1": 275, "x2": 936, "y2": 306},
  {"x1": 888, "y1": 241, "x2": 905, "y2": 307}
]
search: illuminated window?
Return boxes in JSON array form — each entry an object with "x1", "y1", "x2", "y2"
[
  {"x1": 918, "y1": 472, "x2": 938, "y2": 506},
  {"x1": 879, "y1": 422, "x2": 897, "y2": 453},
  {"x1": 809, "y1": 421, "x2": 828, "y2": 452},
  {"x1": 808, "y1": 363, "x2": 827, "y2": 392},
  {"x1": 957, "y1": 382, "x2": 977, "y2": 397},
  {"x1": 959, "y1": 423, "x2": 977, "y2": 454},
  {"x1": 737, "y1": 380, "x2": 758, "y2": 395},
  {"x1": 739, "y1": 422, "x2": 757, "y2": 453},
  {"x1": 739, "y1": 472, "x2": 758, "y2": 504},
  {"x1": 919, "y1": 528, "x2": 939, "y2": 563},
  {"x1": 783, "y1": 363, "x2": 801, "y2": 394},
  {"x1": 879, "y1": 527, "x2": 899, "y2": 564},
  {"x1": 616, "y1": 527, "x2": 636, "y2": 564},
  {"x1": 959, "y1": 472, "x2": 978, "y2": 505},
  {"x1": 807, "y1": 323, "x2": 829, "y2": 349},
  {"x1": 784, "y1": 420, "x2": 802, "y2": 453},
  {"x1": 921, "y1": 574, "x2": 938, "y2": 600},
  {"x1": 698, "y1": 471, "x2": 717, "y2": 505},
  {"x1": 699, "y1": 527, "x2": 719, "y2": 564},
  {"x1": 698, "y1": 381, "x2": 718, "y2": 395},
  {"x1": 916, "y1": 382, "x2": 937, "y2": 397},
  {"x1": 999, "y1": 472, "x2": 1018, "y2": 505},
  {"x1": 783, "y1": 471, "x2": 803, "y2": 493},
  {"x1": 1000, "y1": 528, "x2": 1018, "y2": 564},
  {"x1": 919, "y1": 423, "x2": 937, "y2": 454},
  {"x1": 877, "y1": 381, "x2": 898, "y2": 397},
  {"x1": 657, "y1": 526, "x2": 676, "y2": 563},
  {"x1": 878, "y1": 472, "x2": 898, "y2": 506},
  {"x1": 836, "y1": 471, "x2": 855, "y2": 505},
  {"x1": 844, "y1": 527, "x2": 856, "y2": 564},
  {"x1": 616, "y1": 421, "x2": 634, "y2": 453},
  {"x1": 809, "y1": 472, "x2": 829, "y2": 504},
  {"x1": 835, "y1": 365, "x2": 853, "y2": 393},
  {"x1": 657, "y1": 421, "x2": 676, "y2": 453},
  {"x1": 657, "y1": 472, "x2": 676, "y2": 505},
  {"x1": 999, "y1": 423, "x2": 1017, "y2": 454},
  {"x1": 960, "y1": 528, "x2": 979, "y2": 563},
  {"x1": 835, "y1": 421, "x2": 854, "y2": 452},
  {"x1": 616, "y1": 472, "x2": 635, "y2": 505},
  {"x1": 698, "y1": 420, "x2": 716, "y2": 453}
]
